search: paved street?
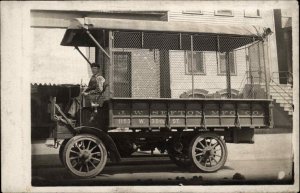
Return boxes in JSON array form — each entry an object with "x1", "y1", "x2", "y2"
[{"x1": 32, "y1": 132, "x2": 294, "y2": 186}]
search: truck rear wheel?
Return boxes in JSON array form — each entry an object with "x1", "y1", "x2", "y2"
[
  {"x1": 62, "y1": 134, "x2": 107, "y2": 178},
  {"x1": 189, "y1": 132, "x2": 227, "y2": 172}
]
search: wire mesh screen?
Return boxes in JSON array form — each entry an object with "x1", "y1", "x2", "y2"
[{"x1": 111, "y1": 31, "x2": 268, "y2": 99}]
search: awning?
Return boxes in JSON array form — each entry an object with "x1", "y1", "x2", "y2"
[{"x1": 61, "y1": 17, "x2": 270, "y2": 51}]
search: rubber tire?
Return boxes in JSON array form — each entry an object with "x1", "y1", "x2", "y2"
[
  {"x1": 62, "y1": 134, "x2": 107, "y2": 178},
  {"x1": 189, "y1": 132, "x2": 227, "y2": 172},
  {"x1": 59, "y1": 139, "x2": 70, "y2": 166}
]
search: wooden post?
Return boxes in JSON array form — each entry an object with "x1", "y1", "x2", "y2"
[
  {"x1": 108, "y1": 30, "x2": 114, "y2": 98},
  {"x1": 262, "y1": 39, "x2": 270, "y2": 99},
  {"x1": 191, "y1": 35, "x2": 194, "y2": 98},
  {"x1": 225, "y1": 52, "x2": 232, "y2": 98}
]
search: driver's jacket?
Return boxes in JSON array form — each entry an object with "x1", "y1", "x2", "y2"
[{"x1": 85, "y1": 73, "x2": 105, "y2": 95}]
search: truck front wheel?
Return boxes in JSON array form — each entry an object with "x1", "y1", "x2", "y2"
[{"x1": 62, "y1": 134, "x2": 107, "y2": 178}]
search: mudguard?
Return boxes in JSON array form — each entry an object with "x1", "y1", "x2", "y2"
[{"x1": 74, "y1": 126, "x2": 121, "y2": 162}]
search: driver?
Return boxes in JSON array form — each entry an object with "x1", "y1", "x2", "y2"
[
  {"x1": 67, "y1": 63, "x2": 105, "y2": 118},
  {"x1": 82, "y1": 63, "x2": 105, "y2": 96}
]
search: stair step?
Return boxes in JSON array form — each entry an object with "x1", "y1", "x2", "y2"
[
  {"x1": 282, "y1": 103, "x2": 293, "y2": 108},
  {"x1": 271, "y1": 94, "x2": 293, "y2": 100},
  {"x1": 282, "y1": 105, "x2": 293, "y2": 112},
  {"x1": 277, "y1": 103, "x2": 293, "y2": 108},
  {"x1": 270, "y1": 92, "x2": 293, "y2": 97},
  {"x1": 270, "y1": 89, "x2": 293, "y2": 93},
  {"x1": 270, "y1": 84, "x2": 293, "y2": 88},
  {"x1": 272, "y1": 98, "x2": 293, "y2": 103},
  {"x1": 284, "y1": 107, "x2": 293, "y2": 113},
  {"x1": 270, "y1": 91, "x2": 293, "y2": 95},
  {"x1": 274, "y1": 99, "x2": 293, "y2": 104},
  {"x1": 270, "y1": 83, "x2": 292, "y2": 87},
  {"x1": 270, "y1": 87, "x2": 292, "y2": 91}
]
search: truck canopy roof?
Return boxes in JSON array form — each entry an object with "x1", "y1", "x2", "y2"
[{"x1": 61, "y1": 17, "x2": 270, "y2": 51}]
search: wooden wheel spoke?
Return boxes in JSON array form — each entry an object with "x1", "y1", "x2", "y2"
[
  {"x1": 195, "y1": 152, "x2": 204, "y2": 156},
  {"x1": 211, "y1": 156, "x2": 218, "y2": 164},
  {"x1": 204, "y1": 159, "x2": 209, "y2": 166},
  {"x1": 90, "y1": 157, "x2": 101, "y2": 162},
  {"x1": 205, "y1": 139, "x2": 209, "y2": 147},
  {"x1": 72, "y1": 162, "x2": 78, "y2": 168},
  {"x1": 91, "y1": 151, "x2": 101, "y2": 155},
  {"x1": 198, "y1": 141, "x2": 205, "y2": 148},
  {"x1": 198, "y1": 156, "x2": 204, "y2": 163},
  {"x1": 90, "y1": 145, "x2": 98, "y2": 152},
  {"x1": 70, "y1": 156, "x2": 79, "y2": 160},
  {"x1": 209, "y1": 157, "x2": 213, "y2": 167},
  {"x1": 81, "y1": 141, "x2": 86, "y2": 149},
  {"x1": 211, "y1": 142, "x2": 218, "y2": 149},
  {"x1": 87, "y1": 141, "x2": 91, "y2": 150},
  {"x1": 79, "y1": 165, "x2": 83, "y2": 172},
  {"x1": 75, "y1": 143, "x2": 82, "y2": 151},
  {"x1": 70, "y1": 150, "x2": 80, "y2": 155},
  {"x1": 208, "y1": 138, "x2": 213, "y2": 147},
  {"x1": 86, "y1": 163, "x2": 89, "y2": 172},
  {"x1": 89, "y1": 160, "x2": 96, "y2": 168}
]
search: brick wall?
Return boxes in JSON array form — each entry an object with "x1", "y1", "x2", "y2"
[{"x1": 113, "y1": 49, "x2": 161, "y2": 98}]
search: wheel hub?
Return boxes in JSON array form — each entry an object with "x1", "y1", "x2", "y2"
[{"x1": 80, "y1": 151, "x2": 91, "y2": 162}]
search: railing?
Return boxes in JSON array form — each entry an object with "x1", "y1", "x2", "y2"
[
  {"x1": 270, "y1": 71, "x2": 293, "y2": 98},
  {"x1": 271, "y1": 71, "x2": 293, "y2": 86},
  {"x1": 268, "y1": 71, "x2": 293, "y2": 110},
  {"x1": 243, "y1": 70, "x2": 293, "y2": 111}
]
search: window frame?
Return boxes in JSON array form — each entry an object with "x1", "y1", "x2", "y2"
[
  {"x1": 214, "y1": 10, "x2": 234, "y2": 17},
  {"x1": 244, "y1": 9, "x2": 261, "y2": 18},
  {"x1": 217, "y1": 52, "x2": 237, "y2": 76},
  {"x1": 184, "y1": 51, "x2": 206, "y2": 75},
  {"x1": 182, "y1": 10, "x2": 203, "y2": 15}
]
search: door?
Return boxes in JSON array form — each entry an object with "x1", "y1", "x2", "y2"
[
  {"x1": 113, "y1": 52, "x2": 131, "y2": 97},
  {"x1": 248, "y1": 42, "x2": 263, "y2": 84}
]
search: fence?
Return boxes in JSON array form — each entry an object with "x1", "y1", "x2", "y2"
[{"x1": 109, "y1": 31, "x2": 269, "y2": 99}]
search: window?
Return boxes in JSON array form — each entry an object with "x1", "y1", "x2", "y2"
[
  {"x1": 185, "y1": 51, "x2": 205, "y2": 74},
  {"x1": 214, "y1": 10, "x2": 234, "y2": 16},
  {"x1": 218, "y1": 52, "x2": 236, "y2": 75},
  {"x1": 182, "y1": 10, "x2": 203, "y2": 15},
  {"x1": 244, "y1": 9, "x2": 261, "y2": 18}
]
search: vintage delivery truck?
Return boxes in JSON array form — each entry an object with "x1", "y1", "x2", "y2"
[{"x1": 49, "y1": 18, "x2": 273, "y2": 178}]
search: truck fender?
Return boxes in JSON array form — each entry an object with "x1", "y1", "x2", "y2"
[{"x1": 74, "y1": 126, "x2": 121, "y2": 163}]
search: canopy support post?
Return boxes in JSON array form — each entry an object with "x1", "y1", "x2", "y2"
[
  {"x1": 225, "y1": 51, "x2": 232, "y2": 98},
  {"x1": 108, "y1": 30, "x2": 114, "y2": 98},
  {"x1": 85, "y1": 30, "x2": 111, "y2": 59},
  {"x1": 191, "y1": 35, "x2": 194, "y2": 98},
  {"x1": 74, "y1": 46, "x2": 92, "y2": 66}
]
